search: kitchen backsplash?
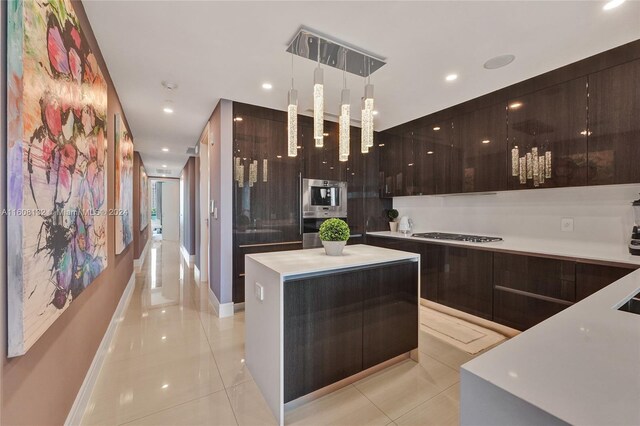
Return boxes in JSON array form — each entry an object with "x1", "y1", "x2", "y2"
[{"x1": 393, "y1": 184, "x2": 640, "y2": 246}]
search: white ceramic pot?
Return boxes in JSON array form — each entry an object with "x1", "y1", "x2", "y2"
[
  {"x1": 389, "y1": 221, "x2": 399, "y2": 232},
  {"x1": 322, "y1": 240, "x2": 347, "y2": 256}
]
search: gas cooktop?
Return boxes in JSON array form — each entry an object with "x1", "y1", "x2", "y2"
[{"x1": 411, "y1": 232, "x2": 503, "y2": 243}]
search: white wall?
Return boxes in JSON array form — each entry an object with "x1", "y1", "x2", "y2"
[
  {"x1": 1, "y1": 0, "x2": 7, "y2": 406},
  {"x1": 393, "y1": 184, "x2": 640, "y2": 247}
]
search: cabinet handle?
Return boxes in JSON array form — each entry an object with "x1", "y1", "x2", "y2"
[
  {"x1": 238, "y1": 241, "x2": 303, "y2": 248},
  {"x1": 299, "y1": 172, "x2": 303, "y2": 235},
  {"x1": 494, "y1": 285, "x2": 573, "y2": 305}
]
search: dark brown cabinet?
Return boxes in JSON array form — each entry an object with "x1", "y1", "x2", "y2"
[
  {"x1": 438, "y1": 246, "x2": 494, "y2": 319},
  {"x1": 493, "y1": 253, "x2": 576, "y2": 302},
  {"x1": 232, "y1": 105, "x2": 303, "y2": 302},
  {"x1": 575, "y1": 263, "x2": 636, "y2": 301},
  {"x1": 416, "y1": 121, "x2": 455, "y2": 195},
  {"x1": 378, "y1": 128, "x2": 403, "y2": 198},
  {"x1": 492, "y1": 253, "x2": 575, "y2": 330},
  {"x1": 507, "y1": 78, "x2": 588, "y2": 189},
  {"x1": 362, "y1": 261, "x2": 419, "y2": 369},
  {"x1": 452, "y1": 103, "x2": 508, "y2": 193},
  {"x1": 283, "y1": 270, "x2": 364, "y2": 403},
  {"x1": 283, "y1": 260, "x2": 418, "y2": 402},
  {"x1": 493, "y1": 288, "x2": 571, "y2": 331},
  {"x1": 588, "y1": 59, "x2": 640, "y2": 185}
]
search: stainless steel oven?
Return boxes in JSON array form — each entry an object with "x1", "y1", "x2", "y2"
[
  {"x1": 302, "y1": 179, "x2": 347, "y2": 219},
  {"x1": 301, "y1": 179, "x2": 348, "y2": 248}
]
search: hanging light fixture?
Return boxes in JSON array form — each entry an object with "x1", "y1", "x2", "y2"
[
  {"x1": 287, "y1": 54, "x2": 298, "y2": 157},
  {"x1": 339, "y1": 51, "x2": 350, "y2": 162},
  {"x1": 361, "y1": 59, "x2": 374, "y2": 152},
  {"x1": 313, "y1": 41, "x2": 324, "y2": 146}
]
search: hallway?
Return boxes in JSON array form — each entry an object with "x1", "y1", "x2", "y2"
[{"x1": 80, "y1": 238, "x2": 478, "y2": 426}]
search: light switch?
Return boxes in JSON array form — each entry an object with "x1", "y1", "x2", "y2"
[{"x1": 254, "y1": 282, "x2": 264, "y2": 301}]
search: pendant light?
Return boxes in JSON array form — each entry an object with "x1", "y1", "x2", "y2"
[
  {"x1": 361, "y1": 59, "x2": 374, "y2": 152},
  {"x1": 287, "y1": 54, "x2": 298, "y2": 157},
  {"x1": 339, "y1": 51, "x2": 350, "y2": 162},
  {"x1": 313, "y1": 41, "x2": 324, "y2": 146}
]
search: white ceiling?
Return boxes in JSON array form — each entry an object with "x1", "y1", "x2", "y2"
[{"x1": 83, "y1": 0, "x2": 640, "y2": 177}]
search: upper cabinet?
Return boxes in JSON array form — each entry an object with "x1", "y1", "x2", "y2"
[
  {"x1": 452, "y1": 103, "x2": 508, "y2": 193},
  {"x1": 507, "y1": 78, "x2": 588, "y2": 189},
  {"x1": 233, "y1": 112, "x2": 302, "y2": 245},
  {"x1": 588, "y1": 59, "x2": 640, "y2": 185},
  {"x1": 379, "y1": 129, "x2": 403, "y2": 198}
]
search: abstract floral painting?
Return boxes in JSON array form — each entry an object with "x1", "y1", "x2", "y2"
[
  {"x1": 7, "y1": 0, "x2": 108, "y2": 356},
  {"x1": 115, "y1": 114, "x2": 133, "y2": 254},
  {"x1": 140, "y1": 165, "x2": 149, "y2": 230}
]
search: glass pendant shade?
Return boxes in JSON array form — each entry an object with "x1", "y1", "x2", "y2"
[
  {"x1": 363, "y1": 84, "x2": 374, "y2": 148},
  {"x1": 339, "y1": 89, "x2": 350, "y2": 162},
  {"x1": 361, "y1": 99, "x2": 369, "y2": 154},
  {"x1": 287, "y1": 89, "x2": 298, "y2": 157},
  {"x1": 314, "y1": 67, "x2": 324, "y2": 146}
]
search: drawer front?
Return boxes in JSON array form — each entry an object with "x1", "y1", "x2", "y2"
[
  {"x1": 493, "y1": 287, "x2": 572, "y2": 331},
  {"x1": 576, "y1": 263, "x2": 636, "y2": 301},
  {"x1": 494, "y1": 253, "x2": 576, "y2": 302}
]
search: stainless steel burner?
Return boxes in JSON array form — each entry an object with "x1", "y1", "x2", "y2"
[{"x1": 411, "y1": 232, "x2": 503, "y2": 243}]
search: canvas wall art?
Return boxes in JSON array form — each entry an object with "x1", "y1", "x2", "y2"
[
  {"x1": 7, "y1": 0, "x2": 108, "y2": 356},
  {"x1": 140, "y1": 165, "x2": 149, "y2": 230},
  {"x1": 115, "y1": 114, "x2": 133, "y2": 254}
]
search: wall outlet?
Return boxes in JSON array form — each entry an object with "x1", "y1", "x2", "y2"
[
  {"x1": 561, "y1": 217, "x2": 574, "y2": 232},
  {"x1": 254, "y1": 282, "x2": 264, "y2": 301}
]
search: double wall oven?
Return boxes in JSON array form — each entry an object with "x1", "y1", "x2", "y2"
[{"x1": 301, "y1": 179, "x2": 348, "y2": 248}]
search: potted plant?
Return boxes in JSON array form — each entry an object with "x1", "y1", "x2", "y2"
[
  {"x1": 387, "y1": 209, "x2": 399, "y2": 232},
  {"x1": 319, "y1": 218, "x2": 350, "y2": 256}
]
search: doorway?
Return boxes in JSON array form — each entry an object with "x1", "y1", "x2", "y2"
[{"x1": 150, "y1": 179, "x2": 180, "y2": 241}]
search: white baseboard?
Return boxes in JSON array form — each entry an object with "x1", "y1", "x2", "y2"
[
  {"x1": 65, "y1": 272, "x2": 136, "y2": 426},
  {"x1": 180, "y1": 245, "x2": 196, "y2": 268},
  {"x1": 208, "y1": 286, "x2": 234, "y2": 318},
  {"x1": 134, "y1": 237, "x2": 150, "y2": 271}
]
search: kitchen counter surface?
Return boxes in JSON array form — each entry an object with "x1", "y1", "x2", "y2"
[
  {"x1": 460, "y1": 267, "x2": 640, "y2": 425},
  {"x1": 246, "y1": 244, "x2": 420, "y2": 278},
  {"x1": 367, "y1": 231, "x2": 640, "y2": 267}
]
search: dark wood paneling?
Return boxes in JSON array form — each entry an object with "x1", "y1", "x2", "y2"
[
  {"x1": 493, "y1": 287, "x2": 571, "y2": 331},
  {"x1": 284, "y1": 270, "x2": 363, "y2": 403},
  {"x1": 378, "y1": 129, "x2": 403, "y2": 198},
  {"x1": 438, "y1": 246, "x2": 494, "y2": 319},
  {"x1": 588, "y1": 59, "x2": 640, "y2": 185},
  {"x1": 494, "y1": 253, "x2": 576, "y2": 302},
  {"x1": 576, "y1": 263, "x2": 636, "y2": 301},
  {"x1": 362, "y1": 261, "x2": 419, "y2": 369},
  {"x1": 507, "y1": 78, "x2": 588, "y2": 189},
  {"x1": 421, "y1": 243, "x2": 442, "y2": 302},
  {"x1": 452, "y1": 103, "x2": 508, "y2": 193}
]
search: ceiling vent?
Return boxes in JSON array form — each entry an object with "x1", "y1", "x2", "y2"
[
  {"x1": 186, "y1": 145, "x2": 197, "y2": 155},
  {"x1": 156, "y1": 168, "x2": 172, "y2": 174}
]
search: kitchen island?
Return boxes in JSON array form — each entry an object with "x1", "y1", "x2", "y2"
[{"x1": 244, "y1": 244, "x2": 420, "y2": 425}]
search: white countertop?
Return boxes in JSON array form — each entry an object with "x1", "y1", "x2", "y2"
[
  {"x1": 461, "y1": 268, "x2": 640, "y2": 425},
  {"x1": 246, "y1": 244, "x2": 419, "y2": 277},
  {"x1": 367, "y1": 231, "x2": 640, "y2": 267}
]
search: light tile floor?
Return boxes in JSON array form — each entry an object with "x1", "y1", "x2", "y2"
[{"x1": 81, "y1": 238, "x2": 495, "y2": 425}]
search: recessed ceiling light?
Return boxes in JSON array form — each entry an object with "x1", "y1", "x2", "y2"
[
  {"x1": 427, "y1": 151, "x2": 434, "y2": 155},
  {"x1": 509, "y1": 102, "x2": 523, "y2": 109},
  {"x1": 161, "y1": 384, "x2": 169, "y2": 389},
  {"x1": 372, "y1": 110, "x2": 379, "y2": 116},
  {"x1": 433, "y1": 126, "x2": 441, "y2": 131},
  {"x1": 162, "y1": 148, "x2": 169, "y2": 152},
  {"x1": 484, "y1": 54, "x2": 516, "y2": 70},
  {"x1": 262, "y1": 82, "x2": 273, "y2": 90},
  {"x1": 163, "y1": 106, "x2": 174, "y2": 114},
  {"x1": 162, "y1": 164, "x2": 167, "y2": 168},
  {"x1": 603, "y1": 0, "x2": 625, "y2": 10},
  {"x1": 482, "y1": 139, "x2": 491, "y2": 144},
  {"x1": 445, "y1": 74, "x2": 458, "y2": 82},
  {"x1": 233, "y1": 117, "x2": 243, "y2": 122}
]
